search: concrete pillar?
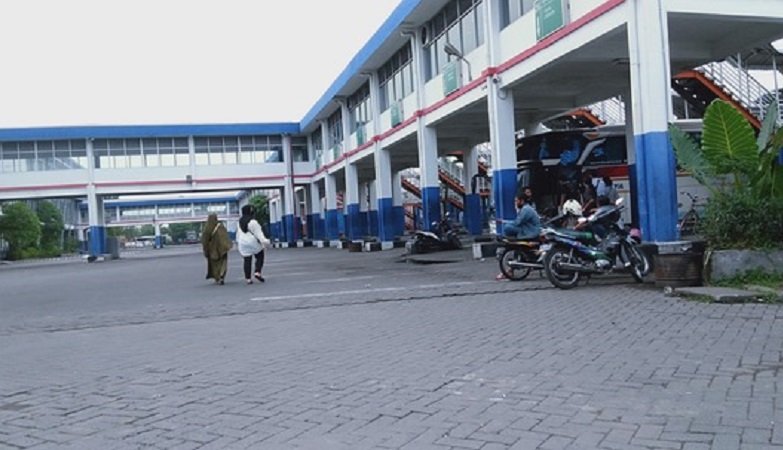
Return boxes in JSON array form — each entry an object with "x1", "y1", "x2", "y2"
[
  {"x1": 367, "y1": 181, "x2": 378, "y2": 238},
  {"x1": 628, "y1": 0, "x2": 677, "y2": 241},
  {"x1": 344, "y1": 162, "x2": 361, "y2": 240},
  {"x1": 411, "y1": 31, "x2": 441, "y2": 231},
  {"x1": 154, "y1": 220, "x2": 162, "y2": 249},
  {"x1": 282, "y1": 134, "x2": 297, "y2": 243},
  {"x1": 324, "y1": 173, "x2": 340, "y2": 240},
  {"x1": 392, "y1": 171, "x2": 405, "y2": 237},
  {"x1": 463, "y1": 146, "x2": 482, "y2": 235},
  {"x1": 308, "y1": 182, "x2": 324, "y2": 240},
  {"x1": 485, "y1": 0, "x2": 518, "y2": 235},
  {"x1": 86, "y1": 185, "x2": 105, "y2": 257}
]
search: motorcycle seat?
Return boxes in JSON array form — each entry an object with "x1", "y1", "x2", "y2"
[{"x1": 551, "y1": 229, "x2": 593, "y2": 241}]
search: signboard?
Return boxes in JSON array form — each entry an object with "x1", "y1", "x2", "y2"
[
  {"x1": 442, "y1": 60, "x2": 460, "y2": 95},
  {"x1": 390, "y1": 102, "x2": 403, "y2": 127},
  {"x1": 535, "y1": 0, "x2": 567, "y2": 41}
]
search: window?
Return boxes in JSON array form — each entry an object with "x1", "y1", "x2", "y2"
[
  {"x1": 422, "y1": 0, "x2": 485, "y2": 80},
  {"x1": 378, "y1": 43, "x2": 414, "y2": 111},
  {"x1": 348, "y1": 82, "x2": 371, "y2": 132},
  {"x1": 501, "y1": 0, "x2": 535, "y2": 28},
  {"x1": 327, "y1": 110, "x2": 343, "y2": 150}
]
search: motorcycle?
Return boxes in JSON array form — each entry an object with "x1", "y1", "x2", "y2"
[
  {"x1": 542, "y1": 198, "x2": 651, "y2": 289},
  {"x1": 407, "y1": 214, "x2": 462, "y2": 254},
  {"x1": 495, "y1": 211, "x2": 577, "y2": 281}
]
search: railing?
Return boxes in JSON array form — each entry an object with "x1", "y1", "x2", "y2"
[
  {"x1": 588, "y1": 97, "x2": 625, "y2": 125},
  {"x1": 697, "y1": 56, "x2": 783, "y2": 124}
]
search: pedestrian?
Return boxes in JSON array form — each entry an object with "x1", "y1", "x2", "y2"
[
  {"x1": 601, "y1": 175, "x2": 619, "y2": 204},
  {"x1": 236, "y1": 204, "x2": 270, "y2": 285},
  {"x1": 201, "y1": 213, "x2": 232, "y2": 285},
  {"x1": 522, "y1": 186, "x2": 537, "y2": 213}
]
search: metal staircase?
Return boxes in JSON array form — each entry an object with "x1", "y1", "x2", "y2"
[{"x1": 673, "y1": 55, "x2": 782, "y2": 128}]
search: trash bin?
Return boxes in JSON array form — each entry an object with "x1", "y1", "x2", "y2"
[{"x1": 654, "y1": 240, "x2": 705, "y2": 288}]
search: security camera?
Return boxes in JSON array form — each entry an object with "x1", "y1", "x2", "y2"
[{"x1": 491, "y1": 74, "x2": 501, "y2": 84}]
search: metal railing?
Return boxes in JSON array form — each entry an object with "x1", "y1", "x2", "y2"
[
  {"x1": 697, "y1": 55, "x2": 782, "y2": 124},
  {"x1": 587, "y1": 96, "x2": 625, "y2": 125}
]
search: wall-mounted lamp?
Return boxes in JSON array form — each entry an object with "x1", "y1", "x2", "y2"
[{"x1": 444, "y1": 42, "x2": 473, "y2": 81}]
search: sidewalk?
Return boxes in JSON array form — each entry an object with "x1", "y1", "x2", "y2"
[{"x1": 0, "y1": 245, "x2": 203, "y2": 270}]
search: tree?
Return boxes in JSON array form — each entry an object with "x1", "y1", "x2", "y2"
[
  {"x1": 0, "y1": 202, "x2": 42, "y2": 260},
  {"x1": 167, "y1": 222, "x2": 201, "y2": 243},
  {"x1": 36, "y1": 200, "x2": 64, "y2": 256},
  {"x1": 248, "y1": 194, "x2": 270, "y2": 227}
]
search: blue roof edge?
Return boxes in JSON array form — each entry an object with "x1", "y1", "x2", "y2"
[
  {"x1": 299, "y1": 0, "x2": 422, "y2": 130},
  {"x1": 0, "y1": 122, "x2": 301, "y2": 141}
]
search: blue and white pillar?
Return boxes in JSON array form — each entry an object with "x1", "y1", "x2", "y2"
[
  {"x1": 308, "y1": 182, "x2": 324, "y2": 240},
  {"x1": 282, "y1": 134, "x2": 297, "y2": 243},
  {"x1": 344, "y1": 162, "x2": 361, "y2": 240},
  {"x1": 324, "y1": 173, "x2": 340, "y2": 240},
  {"x1": 486, "y1": 0, "x2": 518, "y2": 235},
  {"x1": 153, "y1": 219, "x2": 163, "y2": 249},
  {"x1": 628, "y1": 0, "x2": 677, "y2": 242},
  {"x1": 462, "y1": 146, "x2": 482, "y2": 235},
  {"x1": 392, "y1": 171, "x2": 405, "y2": 238},
  {"x1": 86, "y1": 185, "x2": 106, "y2": 257},
  {"x1": 374, "y1": 148, "x2": 396, "y2": 244},
  {"x1": 367, "y1": 181, "x2": 378, "y2": 238}
]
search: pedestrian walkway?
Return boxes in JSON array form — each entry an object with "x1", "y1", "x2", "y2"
[{"x1": 1, "y1": 248, "x2": 781, "y2": 449}]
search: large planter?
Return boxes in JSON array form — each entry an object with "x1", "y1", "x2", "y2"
[{"x1": 707, "y1": 249, "x2": 783, "y2": 281}]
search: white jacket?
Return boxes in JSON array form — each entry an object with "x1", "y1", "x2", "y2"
[{"x1": 236, "y1": 219, "x2": 270, "y2": 256}]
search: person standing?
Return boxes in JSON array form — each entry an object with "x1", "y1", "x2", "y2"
[
  {"x1": 201, "y1": 213, "x2": 232, "y2": 285},
  {"x1": 236, "y1": 204, "x2": 270, "y2": 285}
]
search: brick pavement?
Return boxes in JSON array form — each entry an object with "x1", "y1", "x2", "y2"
[{"x1": 1, "y1": 249, "x2": 782, "y2": 449}]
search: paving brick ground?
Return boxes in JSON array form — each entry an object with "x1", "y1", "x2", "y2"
[{"x1": 1, "y1": 247, "x2": 781, "y2": 449}]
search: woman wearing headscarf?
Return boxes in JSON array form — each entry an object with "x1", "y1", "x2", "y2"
[
  {"x1": 236, "y1": 204, "x2": 270, "y2": 285},
  {"x1": 201, "y1": 213, "x2": 232, "y2": 285}
]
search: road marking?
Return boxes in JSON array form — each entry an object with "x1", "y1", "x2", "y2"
[
  {"x1": 300, "y1": 275, "x2": 378, "y2": 284},
  {"x1": 249, "y1": 281, "x2": 490, "y2": 302}
]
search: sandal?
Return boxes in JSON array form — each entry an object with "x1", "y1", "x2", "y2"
[
  {"x1": 254, "y1": 273, "x2": 265, "y2": 283},
  {"x1": 246, "y1": 279, "x2": 253, "y2": 285}
]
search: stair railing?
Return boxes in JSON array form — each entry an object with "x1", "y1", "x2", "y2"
[
  {"x1": 697, "y1": 56, "x2": 780, "y2": 123},
  {"x1": 588, "y1": 97, "x2": 625, "y2": 125}
]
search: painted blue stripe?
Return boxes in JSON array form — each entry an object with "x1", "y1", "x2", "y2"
[
  {"x1": 367, "y1": 210, "x2": 379, "y2": 238},
  {"x1": 325, "y1": 209, "x2": 340, "y2": 240},
  {"x1": 88, "y1": 225, "x2": 106, "y2": 257},
  {"x1": 345, "y1": 203, "x2": 362, "y2": 240},
  {"x1": 421, "y1": 186, "x2": 441, "y2": 232},
  {"x1": 634, "y1": 131, "x2": 678, "y2": 242},
  {"x1": 393, "y1": 205, "x2": 405, "y2": 237},
  {"x1": 464, "y1": 193, "x2": 482, "y2": 235},
  {"x1": 300, "y1": 0, "x2": 423, "y2": 130},
  {"x1": 377, "y1": 197, "x2": 395, "y2": 241},
  {"x1": 282, "y1": 214, "x2": 296, "y2": 243},
  {"x1": 492, "y1": 168, "x2": 518, "y2": 236},
  {"x1": 0, "y1": 123, "x2": 300, "y2": 141}
]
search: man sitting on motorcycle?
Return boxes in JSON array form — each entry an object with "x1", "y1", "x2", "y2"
[{"x1": 503, "y1": 191, "x2": 541, "y2": 241}]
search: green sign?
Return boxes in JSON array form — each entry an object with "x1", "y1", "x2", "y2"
[
  {"x1": 390, "y1": 102, "x2": 403, "y2": 127},
  {"x1": 356, "y1": 124, "x2": 366, "y2": 146},
  {"x1": 442, "y1": 60, "x2": 460, "y2": 95},
  {"x1": 331, "y1": 145, "x2": 340, "y2": 160},
  {"x1": 535, "y1": 0, "x2": 567, "y2": 41}
]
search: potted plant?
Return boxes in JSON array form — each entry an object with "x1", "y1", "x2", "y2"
[{"x1": 669, "y1": 99, "x2": 783, "y2": 285}]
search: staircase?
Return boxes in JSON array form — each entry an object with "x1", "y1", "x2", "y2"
[{"x1": 673, "y1": 55, "x2": 782, "y2": 128}]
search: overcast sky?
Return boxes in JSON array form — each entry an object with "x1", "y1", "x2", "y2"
[{"x1": 0, "y1": 0, "x2": 401, "y2": 128}]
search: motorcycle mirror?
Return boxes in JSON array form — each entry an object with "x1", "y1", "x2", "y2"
[{"x1": 615, "y1": 198, "x2": 624, "y2": 206}]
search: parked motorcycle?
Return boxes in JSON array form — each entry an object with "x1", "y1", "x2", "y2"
[
  {"x1": 408, "y1": 214, "x2": 462, "y2": 254},
  {"x1": 495, "y1": 212, "x2": 577, "y2": 281},
  {"x1": 542, "y1": 198, "x2": 651, "y2": 289}
]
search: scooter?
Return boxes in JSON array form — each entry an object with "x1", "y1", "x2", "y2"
[
  {"x1": 407, "y1": 214, "x2": 462, "y2": 254},
  {"x1": 542, "y1": 198, "x2": 651, "y2": 289}
]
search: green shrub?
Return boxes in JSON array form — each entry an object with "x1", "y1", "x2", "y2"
[
  {"x1": 700, "y1": 191, "x2": 783, "y2": 250},
  {"x1": 0, "y1": 202, "x2": 41, "y2": 260}
]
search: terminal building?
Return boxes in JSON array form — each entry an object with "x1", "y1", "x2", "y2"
[{"x1": 1, "y1": 0, "x2": 782, "y2": 256}]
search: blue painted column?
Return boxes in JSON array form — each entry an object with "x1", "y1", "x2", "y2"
[
  {"x1": 344, "y1": 162, "x2": 362, "y2": 240},
  {"x1": 374, "y1": 146, "x2": 397, "y2": 243},
  {"x1": 416, "y1": 126, "x2": 441, "y2": 231},
  {"x1": 392, "y1": 172, "x2": 405, "y2": 238},
  {"x1": 485, "y1": 0, "x2": 518, "y2": 236},
  {"x1": 324, "y1": 173, "x2": 340, "y2": 240},
  {"x1": 86, "y1": 186, "x2": 106, "y2": 257},
  {"x1": 462, "y1": 146, "x2": 482, "y2": 235},
  {"x1": 308, "y1": 181, "x2": 323, "y2": 240},
  {"x1": 627, "y1": 0, "x2": 678, "y2": 241}
]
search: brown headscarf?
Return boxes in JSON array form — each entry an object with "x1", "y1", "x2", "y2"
[{"x1": 201, "y1": 214, "x2": 232, "y2": 260}]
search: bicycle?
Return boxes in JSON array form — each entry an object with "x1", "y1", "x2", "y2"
[{"x1": 677, "y1": 191, "x2": 701, "y2": 236}]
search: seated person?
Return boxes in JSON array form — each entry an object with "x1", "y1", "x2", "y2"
[{"x1": 503, "y1": 193, "x2": 541, "y2": 241}]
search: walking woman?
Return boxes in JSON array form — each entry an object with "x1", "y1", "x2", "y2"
[
  {"x1": 201, "y1": 213, "x2": 232, "y2": 285},
  {"x1": 236, "y1": 205, "x2": 270, "y2": 284}
]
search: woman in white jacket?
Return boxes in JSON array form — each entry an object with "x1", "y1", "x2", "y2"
[{"x1": 236, "y1": 205, "x2": 271, "y2": 284}]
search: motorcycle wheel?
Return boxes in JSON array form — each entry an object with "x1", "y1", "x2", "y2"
[
  {"x1": 544, "y1": 247, "x2": 581, "y2": 290},
  {"x1": 622, "y1": 241, "x2": 651, "y2": 283},
  {"x1": 499, "y1": 248, "x2": 532, "y2": 281},
  {"x1": 449, "y1": 234, "x2": 462, "y2": 250},
  {"x1": 410, "y1": 236, "x2": 426, "y2": 254}
]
